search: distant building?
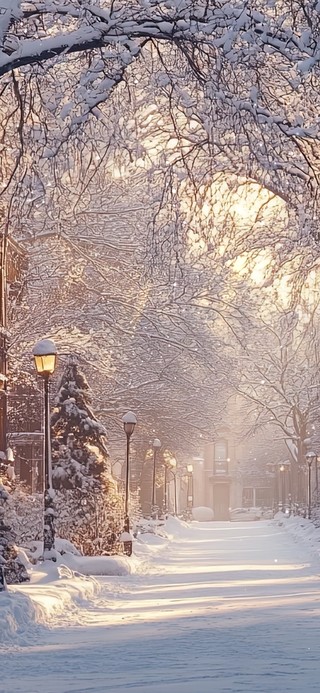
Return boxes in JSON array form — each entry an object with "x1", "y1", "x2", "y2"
[
  {"x1": 193, "y1": 425, "x2": 288, "y2": 519},
  {"x1": 201, "y1": 427, "x2": 240, "y2": 520},
  {"x1": 0, "y1": 235, "x2": 28, "y2": 457},
  {"x1": 0, "y1": 234, "x2": 44, "y2": 492}
]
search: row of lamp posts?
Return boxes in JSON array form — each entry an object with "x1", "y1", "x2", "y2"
[
  {"x1": 268, "y1": 454, "x2": 320, "y2": 520},
  {"x1": 15, "y1": 337, "x2": 320, "y2": 564},
  {"x1": 30, "y1": 335, "x2": 165, "y2": 562},
  {"x1": 122, "y1": 430, "x2": 181, "y2": 550},
  {"x1": 150, "y1": 439, "x2": 179, "y2": 519},
  {"x1": 151, "y1": 448, "x2": 195, "y2": 519},
  {"x1": 162, "y1": 459, "x2": 193, "y2": 517},
  {"x1": 14, "y1": 339, "x2": 194, "y2": 562},
  {"x1": 30, "y1": 339, "x2": 139, "y2": 560},
  {"x1": 150, "y1": 440, "x2": 194, "y2": 519}
]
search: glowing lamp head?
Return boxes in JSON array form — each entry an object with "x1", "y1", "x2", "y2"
[
  {"x1": 122, "y1": 411, "x2": 137, "y2": 437},
  {"x1": 187, "y1": 464, "x2": 193, "y2": 473},
  {"x1": 306, "y1": 451, "x2": 316, "y2": 460},
  {"x1": 153, "y1": 438, "x2": 161, "y2": 449},
  {"x1": 279, "y1": 461, "x2": 290, "y2": 472},
  {"x1": 32, "y1": 339, "x2": 57, "y2": 376}
]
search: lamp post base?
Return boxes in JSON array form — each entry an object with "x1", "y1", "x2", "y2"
[
  {"x1": 123, "y1": 515, "x2": 132, "y2": 557},
  {"x1": 43, "y1": 488, "x2": 56, "y2": 561}
]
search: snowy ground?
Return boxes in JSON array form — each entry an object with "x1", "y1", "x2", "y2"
[{"x1": 1, "y1": 514, "x2": 320, "y2": 693}]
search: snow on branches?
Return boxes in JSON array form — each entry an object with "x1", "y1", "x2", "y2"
[
  {"x1": 1, "y1": 0, "x2": 320, "y2": 247},
  {"x1": 0, "y1": 479, "x2": 30, "y2": 584},
  {"x1": 0, "y1": 1, "x2": 320, "y2": 140},
  {"x1": 1, "y1": 1, "x2": 320, "y2": 79},
  {"x1": 51, "y1": 357, "x2": 109, "y2": 489}
]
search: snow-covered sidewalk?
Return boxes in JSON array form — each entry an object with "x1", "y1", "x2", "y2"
[
  {"x1": 0, "y1": 542, "x2": 143, "y2": 646},
  {"x1": 1, "y1": 516, "x2": 320, "y2": 693}
]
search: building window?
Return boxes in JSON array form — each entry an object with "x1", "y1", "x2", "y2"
[
  {"x1": 243, "y1": 487, "x2": 273, "y2": 508},
  {"x1": 214, "y1": 440, "x2": 228, "y2": 475}
]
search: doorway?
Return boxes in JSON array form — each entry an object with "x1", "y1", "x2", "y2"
[{"x1": 213, "y1": 483, "x2": 230, "y2": 520}]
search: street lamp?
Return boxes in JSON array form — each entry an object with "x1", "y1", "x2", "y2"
[
  {"x1": 121, "y1": 411, "x2": 137, "y2": 556},
  {"x1": 266, "y1": 462, "x2": 279, "y2": 514},
  {"x1": 278, "y1": 461, "x2": 290, "y2": 513},
  {"x1": 152, "y1": 438, "x2": 161, "y2": 518},
  {"x1": 306, "y1": 451, "x2": 316, "y2": 520},
  {"x1": 32, "y1": 339, "x2": 57, "y2": 560},
  {"x1": 163, "y1": 461, "x2": 168, "y2": 516},
  {"x1": 163, "y1": 453, "x2": 175, "y2": 517},
  {"x1": 170, "y1": 458, "x2": 178, "y2": 515},
  {"x1": 187, "y1": 464, "x2": 194, "y2": 512}
]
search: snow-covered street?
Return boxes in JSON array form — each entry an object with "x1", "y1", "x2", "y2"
[
  {"x1": 1, "y1": 517, "x2": 320, "y2": 693},
  {"x1": 2, "y1": 3, "x2": 320, "y2": 691}
]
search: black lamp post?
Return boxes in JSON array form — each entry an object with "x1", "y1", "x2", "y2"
[
  {"x1": 278, "y1": 461, "x2": 290, "y2": 514},
  {"x1": 266, "y1": 462, "x2": 277, "y2": 513},
  {"x1": 187, "y1": 464, "x2": 194, "y2": 512},
  {"x1": 151, "y1": 437, "x2": 161, "y2": 518},
  {"x1": 163, "y1": 463, "x2": 168, "y2": 516},
  {"x1": 122, "y1": 411, "x2": 137, "y2": 556},
  {"x1": 32, "y1": 339, "x2": 57, "y2": 560},
  {"x1": 306, "y1": 451, "x2": 316, "y2": 520},
  {"x1": 170, "y1": 458, "x2": 178, "y2": 515}
]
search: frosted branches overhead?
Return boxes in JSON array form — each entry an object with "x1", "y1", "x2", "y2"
[
  {"x1": 2, "y1": 2, "x2": 320, "y2": 276},
  {"x1": 0, "y1": 0, "x2": 319, "y2": 180},
  {"x1": 1, "y1": 1, "x2": 320, "y2": 81}
]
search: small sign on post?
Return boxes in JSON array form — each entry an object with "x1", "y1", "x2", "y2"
[
  {"x1": 0, "y1": 564, "x2": 7, "y2": 591},
  {"x1": 120, "y1": 530, "x2": 133, "y2": 557},
  {"x1": 123, "y1": 541, "x2": 133, "y2": 556}
]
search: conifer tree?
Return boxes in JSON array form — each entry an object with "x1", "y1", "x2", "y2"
[
  {"x1": 51, "y1": 357, "x2": 122, "y2": 554},
  {"x1": 51, "y1": 356, "x2": 108, "y2": 489}
]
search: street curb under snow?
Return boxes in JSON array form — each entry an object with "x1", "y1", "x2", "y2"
[{"x1": 0, "y1": 517, "x2": 181, "y2": 646}]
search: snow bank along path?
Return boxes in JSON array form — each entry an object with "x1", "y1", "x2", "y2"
[{"x1": 1, "y1": 517, "x2": 320, "y2": 693}]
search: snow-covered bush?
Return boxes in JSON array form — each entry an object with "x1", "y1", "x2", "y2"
[
  {"x1": 55, "y1": 471, "x2": 123, "y2": 555},
  {"x1": 0, "y1": 481, "x2": 30, "y2": 584},
  {"x1": 4, "y1": 485, "x2": 43, "y2": 545},
  {"x1": 192, "y1": 507, "x2": 214, "y2": 522}
]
